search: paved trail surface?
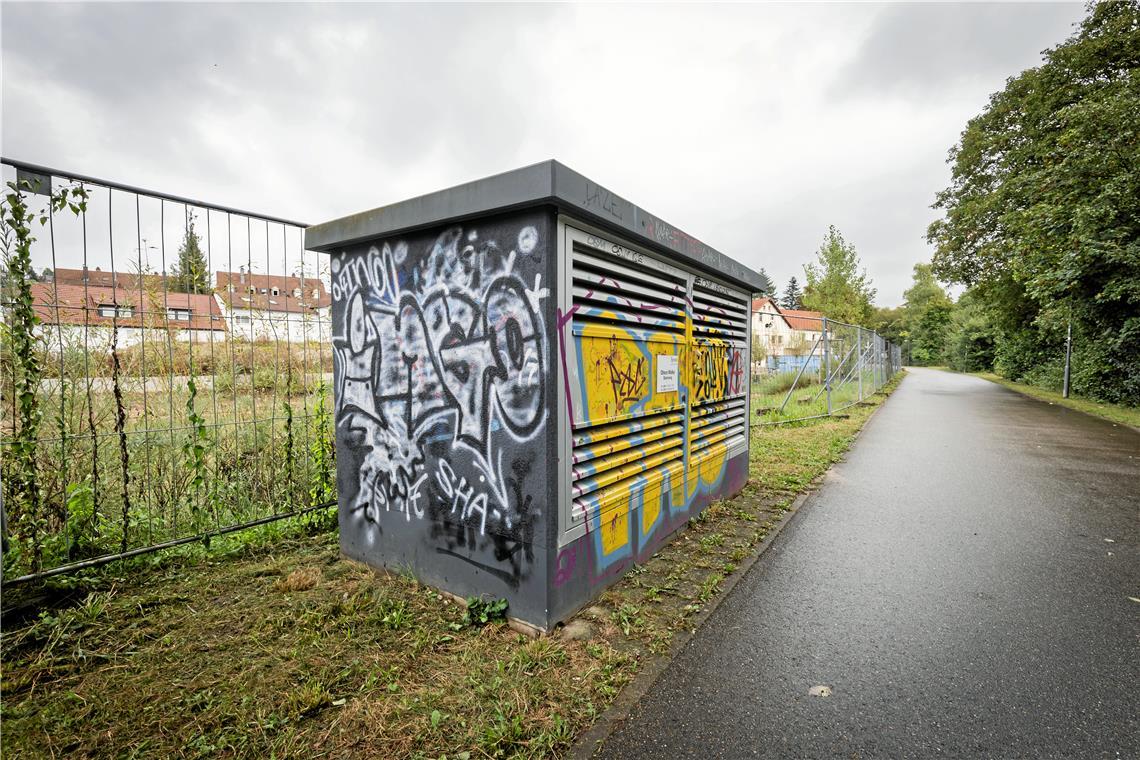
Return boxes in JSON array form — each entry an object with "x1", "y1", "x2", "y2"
[{"x1": 596, "y1": 368, "x2": 1139, "y2": 759}]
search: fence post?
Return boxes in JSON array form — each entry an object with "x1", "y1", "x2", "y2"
[
  {"x1": 857, "y1": 325, "x2": 864, "y2": 402},
  {"x1": 882, "y1": 334, "x2": 887, "y2": 388},
  {"x1": 878, "y1": 334, "x2": 884, "y2": 388},
  {"x1": 874, "y1": 332, "x2": 881, "y2": 390},
  {"x1": 822, "y1": 317, "x2": 831, "y2": 415},
  {"x1": 881, "y1": 335, "x2": 887, "y2": 384}
]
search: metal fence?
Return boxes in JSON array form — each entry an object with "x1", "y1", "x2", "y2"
[
  {"x1": 750, "y1": 311, "x2": 903, "y2": 426},
  {"x1": 0, "y1": 159, "x2": 336, "y2": 584}
]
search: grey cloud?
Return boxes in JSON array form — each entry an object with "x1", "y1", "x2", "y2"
[
  {"x1": 717, "y1": 159, "x2": 949, "y2": 307},
  {"x1": 3, "y1": 3, "x2": 564, "y2": 195},
  {"x1": 832, "y1": 2, "x2": 1084, "y2": 99}
]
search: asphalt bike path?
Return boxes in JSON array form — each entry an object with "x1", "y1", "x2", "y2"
[{"x1": 595, "y1": 368, "x2": 1139, "y2": 759}]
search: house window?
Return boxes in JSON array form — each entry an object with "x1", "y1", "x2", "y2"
[
  {"x1": 292, "y1": 288, "x2": 301, "y2": 298},
  {"x1": 167, "y1": 308, "x2": 192, "y2": 321},
  {"x1": 260, "y1": 288, "x2": 267, "y2": 294},
  {"x1": 271, "y1": 287, "x2": 279, "y2": 296},
  {"x1": 235, "y1": 315, "x2": 251, "y2": 324},
  {"x1": 98, "y1": 304, "x2": 133, "y2": 318},
  {"x1": 248, "y1": 287, "x2": 256, "y2": 294}
]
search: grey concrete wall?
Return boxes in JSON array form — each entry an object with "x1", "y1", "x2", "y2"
[{"x1": 330, "y1": 209, "x2": 557, "y2": 626}]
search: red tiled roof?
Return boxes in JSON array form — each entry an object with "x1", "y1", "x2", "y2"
[
  {"x1": 31, "y1": 282, "x2": 225, "y2": 332},
  {"x1": 215, "y1": 271, "x2": 330, "y2": 314},
  {"x1": 53, "y1": 267, "x2": 171, "y2": 291},
  {"x1": 781, "y1": 308, "x2": 824, "y2": 332}
]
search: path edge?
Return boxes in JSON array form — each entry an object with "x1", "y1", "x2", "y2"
[{"x1": 966, "y1": 370, "x2": 1140, "y2": 436}]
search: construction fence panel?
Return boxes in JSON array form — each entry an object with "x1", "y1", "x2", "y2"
[
  {"x1": 0, "y1": 159, "x2": 336, "y2": 583},
  {"x1": 750, "y1": 312, "x2": 903, "y2": 427}
]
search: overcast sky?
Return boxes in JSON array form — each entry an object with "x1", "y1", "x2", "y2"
[{"x1": 2, "y1": 1, "x2": 1086, "y2": 305}]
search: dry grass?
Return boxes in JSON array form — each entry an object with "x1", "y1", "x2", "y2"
[
  {"x1": 39, "y1": 338, "x2": 334, "y2": 380},
  {"x1": 273, "y1": 566, "x2": 322, "y2": 592},
  {"x1": 0, "y1": 374, "x2": 905, "y2": 759}
]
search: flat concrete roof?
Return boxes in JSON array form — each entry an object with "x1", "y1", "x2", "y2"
[{"x1": 305, "y1": 160, "x2": 766, "y2": 293}]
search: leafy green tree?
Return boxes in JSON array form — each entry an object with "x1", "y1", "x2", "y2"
[
  {"x1": 943, "y1": 289, "x2": 998, "y2": 372},
  {"x1": 170, "y1": 212, "x2": 209, "y2": 294},
  {"x1": 902, "y1": 264, "x2": 950, "y2": 314},
  {"x1": 901, "y1": 264, "x2": 953, "y2": 365},
  {"x1": 751, "y1": 335, "x2": 766, "y2": 365},
  {"x1": 909, "y1": 305, "x2": 954, "y2": 366},
  {"x1": 868, "y1": 305, "x2": 907, "y2": 345},
  {"x1": 802, "y1": 225, "x2": 876, "y2": 324},
  {"x1": 928, "y1": 1, "x2": 1140, "y2": 403},
  {"x1": 781, "y1": 276, "x2": 803, "y2": 310}
]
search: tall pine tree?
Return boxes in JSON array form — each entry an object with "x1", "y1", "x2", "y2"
[
  {"x1": 781, "y1": 276, "x2": 803, "y2": 309},
  {"x1": 170, "y1": 212, "x2": 209, "y2": 293}
]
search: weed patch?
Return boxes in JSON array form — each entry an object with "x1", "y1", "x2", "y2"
[{"x1": 463, "y1": 596, "x2": 509, "y2": 628}]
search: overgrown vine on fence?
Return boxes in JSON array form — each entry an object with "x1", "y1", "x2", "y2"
[
  {"x1": 183, "y1": 376, "x2": 211, "y2": 531},
  {"x1": 110, "y1": 319, "x2": 131, "y2": 552},
  {"x1": 1, "y1": 178, "x2": 88, "y2": 571},
  {"x1": 309, "y1": 379, "x2": 335, "y2": 507},
  {"x1": 283, "y1": 398, "x2": 295, "y2": 503}
]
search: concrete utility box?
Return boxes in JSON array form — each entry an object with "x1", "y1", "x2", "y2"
[{"x1": 306, "y1": 161, "x2": 764, "y2": 630}]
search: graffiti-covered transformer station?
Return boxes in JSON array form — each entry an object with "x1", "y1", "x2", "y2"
[{"x1": 306, "y1": 161, "x2": 764, "y2": 630}]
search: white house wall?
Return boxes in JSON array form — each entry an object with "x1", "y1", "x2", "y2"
[
  {"x1": 751, "y1": 305, "x2": 793, "y2": 359},
  {"x1": 213, "y1": 294, "x2": 330, "y2": 343}
]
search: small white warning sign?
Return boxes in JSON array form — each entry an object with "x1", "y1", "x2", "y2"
[{"x1": 656, "y1": 354, "x2": 679, "y2": 393}]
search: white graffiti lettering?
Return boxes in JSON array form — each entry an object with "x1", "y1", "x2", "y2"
[{"x1": 334, "y1": 223, "x2": 547, "y2": 548}]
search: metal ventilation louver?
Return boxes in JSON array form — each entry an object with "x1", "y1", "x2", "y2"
[
  {"x1": 689, "y1": 277, "x2": 750, "y2": 470},
  {"x1": 567, "y1": 234, "x2": 688, "y2": 528},
  {"x1": 563, "y1": 228, "x2": 750, "y2": 534}
]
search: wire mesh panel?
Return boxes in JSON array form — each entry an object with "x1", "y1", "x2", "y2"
[
  {"x1": 749, "y1": 305, "x2": 903, "y2": 426},
  {"x1": 0, "y1": 160, "x2": 335, "y2": 582}
]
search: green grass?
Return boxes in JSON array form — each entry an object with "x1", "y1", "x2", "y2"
[
  {"x1": 1, "y1": 376, "x2": 335, "y2": 580},
  {"x1": 752, "y1": 368, "x2": 887, "y2": 424},
  {"x1": 1, "y1": 373, "x2": 906, "y2": 759},
  {"x1": 971, "y1": 372, "x2": 1140, "y2": 430}
]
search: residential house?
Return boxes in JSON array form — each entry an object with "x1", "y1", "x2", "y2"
[
  {"x1": 750, "y1": 298, "x2": 826, "y2": 374},
  {"x1": 31, "y1": 280, "x2": 226, "y2": 352},
  {"x1": 780, "y1": 307, "x2": 825, "y2": 346},
  {"x1": 751, "y1": 297, "x2": 793, "y2": 364},
  {"x1": 214, "y1": 269, "x2": 331, "y2": 343}
]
